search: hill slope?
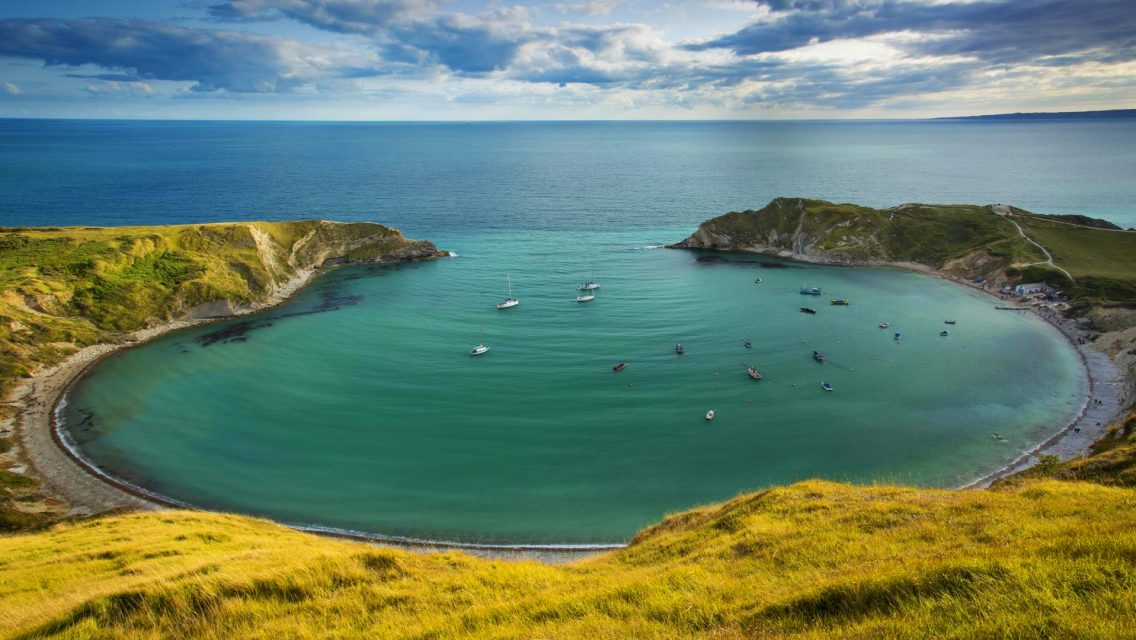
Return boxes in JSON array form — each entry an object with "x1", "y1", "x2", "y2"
[
  {"x1": 0, "y1": 221, "x2": 442, "y2": 395},
  {"x1": 1, "y1": 479, "x2": 1134, "y2": 639},
  {"x1": 671, "y1": 197, "x2": 1136, "y2": 304}
]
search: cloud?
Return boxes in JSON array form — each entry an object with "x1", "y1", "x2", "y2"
[
  {"x1": 692, "y1": 0, "x2": 1136, "y2": 65},
  {"x1": 0, "y1": 18, "x2": 384, "y2": 93},
  {"x1": 206, "y1": 0, "x2": 431, "y2": 31},
  {"x1": 2, "y1": 81, "x2": 22, "y2": 95}
]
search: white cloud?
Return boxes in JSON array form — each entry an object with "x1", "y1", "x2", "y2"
[{"x1": 2, "y1": 81, "x2": 23, "y2": 95}]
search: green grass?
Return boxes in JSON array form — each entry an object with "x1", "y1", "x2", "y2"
[
  {"x1": 685, "y1": 198, "x2": 1136, "y2": 304},
  {"x1": 1, "y1": 479, "x2": 1134, "y2": 638},
  {"x1": 0, "y1": 221, "x2": 429, "y2": 397}
]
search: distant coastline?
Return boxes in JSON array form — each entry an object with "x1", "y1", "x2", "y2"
[{"x1": 935, "y1": 108, "x2": 1136, "y2": 121}]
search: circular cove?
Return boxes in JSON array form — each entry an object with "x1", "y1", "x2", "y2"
[{"x1": 61, "y1": 233, "x2": 1086, "y2": 545}]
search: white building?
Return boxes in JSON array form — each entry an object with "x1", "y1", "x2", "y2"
[{"x1": 1014, "y1": 282, "x2": 1056, "y2": 296}]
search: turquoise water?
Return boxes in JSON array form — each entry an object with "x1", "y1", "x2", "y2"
[
  {"x1": 4, "y1": 118, "x2": 1112, "y2": 544},
  {"x1": 63, "y1": 230, "x2": 1085, "y2": 544}
]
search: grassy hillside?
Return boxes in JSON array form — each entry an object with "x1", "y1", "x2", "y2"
[
  {"x1": 0, "y1": 221, "x2": 438, "y2": 396},
  {"x1": 1, "y1": 479, "x2": 1134, "y2": 639},
  {"x1": 674, "y1": 198, "x2": 1136, "y2": 304}
]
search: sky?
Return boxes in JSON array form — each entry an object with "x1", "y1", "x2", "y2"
[{"x1": 0, "y1": 0, "x2": 1133, "y2": 120}]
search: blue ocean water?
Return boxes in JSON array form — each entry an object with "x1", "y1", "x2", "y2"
[
  {"x1": 2, "y1": 119, "x2": 1135, "y2": 232},
  {"x1": 3, "y1": 118, "x2": 1125, "y2": 544}
]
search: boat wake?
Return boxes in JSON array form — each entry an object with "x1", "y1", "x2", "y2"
[{"x1": 628, "y1": 244, "x2": 666, "y2": 250}]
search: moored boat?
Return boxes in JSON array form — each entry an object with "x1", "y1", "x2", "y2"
[
  {"x1": 496, "y1": 274, "x2": 519, "y2": 309},
  {"x1": 945, "y1": 320, "x2": 956, "y2": 325},
  {"x1": 747, "y1": 366, "x2": 762, "y2": 380},
  {"x1": 800, "y1": 307, "x2": 817, "y2": 314},
  {"x1": 940, "y1": 330, "x2": 950, "y2": 336},
  {"x1": 469, "y1": 325, "x2": 490, "y2": 356},
  {"x1": 831, "y1": 299, "x2": 849, "y2": 305},
  {"x1": 800, "y1": 286, "x2": 822, "y2": 295},
  {"x1": 675, "y1": 343, "x2": 685, "y2": 355},
  {"x1": 813, "y1": 350, "x2": 825, "y2": 362},
  {"x1": 879, "y1": 322, "x2": 890, "y2": 328},
  {"x1": 705, "y1": 410, "x2": 715, "y2": 421},
  {"x1": 821, "y1": 382, "x2": 833, "y2": 392},
  {"x1": 613, "y1": 362, "x2": 627, "y2": 372},
  {"x1": 575, "y1": 292, "x2": 595, "y2": 302}
]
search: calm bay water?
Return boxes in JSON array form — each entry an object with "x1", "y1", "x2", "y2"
[{"x1": 3, "y1": 118, "x2": 1125, "y2": 544}]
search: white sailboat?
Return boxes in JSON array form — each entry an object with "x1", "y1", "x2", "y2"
[
  {"x1": 469, "y1": 324, "x2": 489, "y2": 356},
  {"x1": 578, "y1": 268, "x2": 600, "y2": 291},
  {"x1": 496, "y1": 274, "x2": 519, "y2": 309}
]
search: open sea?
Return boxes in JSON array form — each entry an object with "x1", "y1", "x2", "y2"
[{"x1": 4, "y1": 118, "x2": 1133, "y2": 545}]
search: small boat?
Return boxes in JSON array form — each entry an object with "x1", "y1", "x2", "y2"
[
  {"x1": 821, "y1": 382, "x2": 833, "y2": 392},
  {"x1": 831, "y1": 299, "x2": 849, "y2": 305},
  {"x1": 894, "y1": 332, "x2": 902, "y2": 341},
  {"x1": 469, "y1": 325, "x2": 489, "y2": 356},
  {"x1": 575, "y1": 292, "x2": 595, "y2": 302},
  {"x1": 496, "y1": 273, "x2": 519, "y2": 309},
  {"x1": 993, "y1": 432, "x2": 1005, "y2": 441},
  {"x1": 675, "y1": 343, "x2": 685, "y2": 355},
  {"x1": 613, "y1": 363, "x2": 627, "y2": 372},
  {"x1": 813, "y1": 350, "x2": 825, "y2": 362},
  {"x1": 743, "y1": 340, "x2": 752, "y2": 349},
  {"x1": 940, "y1": 330, "x2": 950, "y2": 337},
  {"x1": 578, "y1": 281, "x2": 600, "y2": 291},
  {"x1": 944, "y1": 320, "x2": 957, "y2": 325},
  {"x1": 747, "y1": 366, "x2": 762, "y2": 380},
  {"x1": 800, "y1": 307, "x2": 817, "y2": 314},
  {"x1": 754, "y1": 278, "x2": 763, "y2": 284},
  {"x1": 879, "y1": 322, "x2": 890, "y2": 328},
  {"x1": 800, "y1": 286, "x2": 822, "y2": 295},
  {"x1": 705, "y1": 410, "x2": 715, "y2": 421}
]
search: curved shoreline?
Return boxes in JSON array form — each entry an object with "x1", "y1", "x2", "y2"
[{"x1": 12, "y1": 254, "x2": 1127, "y2": 562}]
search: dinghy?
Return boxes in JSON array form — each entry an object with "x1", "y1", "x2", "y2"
[{"x1": 821, "y1": 382, "x2": 833, "y2": 392}]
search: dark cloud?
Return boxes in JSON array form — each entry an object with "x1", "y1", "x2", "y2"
[
  {"x1": 0, "y1": 18, "x2": 382, "y2": 92},
  {"x1": 693, "y1": 0, "x2": 1136, "y2": 65},
  {"x1": 206, "y1": 0, "x2": 428, "y2": 31}
]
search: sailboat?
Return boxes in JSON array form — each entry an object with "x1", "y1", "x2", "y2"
[
  {"x1": 496, "y1": 274, "x2": 519, "y2": 309},
  {"x1": 469, "y1": 325, "x2": 489, "y2": 356},
  {"x1": 578, "y1": 268, "x2": 600, "y2": 291},
  {"x1": 575, "y1": 290, "x2": 595, "y2": 302}
]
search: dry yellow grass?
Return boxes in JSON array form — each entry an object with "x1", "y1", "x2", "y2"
[{"x1": 2, "y1": 479, "x2": 1134, "y2": 639}]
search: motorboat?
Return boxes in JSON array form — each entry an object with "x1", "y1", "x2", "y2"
[
  {"x1": 675, "y1": 343, "x2": 685, "y2": 355},
  {"x1": 940, "y1": 330, "x2": 950, "y2": 336},
  {"x1": 743, "y1": 339, "x2": 752, "y2": 349},
  {"x1": 821, "y1": 382, "x2": 833, "y2": 392},
  {"x1": 831, "y1": 299, "x2": 849, "y2": 305},
  {"x1": 944, "y1": 320, "x2": 957, "y2": 325},
  {"x1": 575, "y1": 292, "x2": 595, "y2": 302},
  {"x1": 879, "y1": 322, "x2": 890, "y2": 328},
  {"x1": 705, "y1": 410, "x2": 715, "y2": 421},
  {"x1": 800, "y1": 307, "x2": 817, "y2": 314},
  {"x1": 800, "y1": 286, "x2": 822, "y2": 295},
  {"x1": 747, "y1": 366, "x2": 762, "y2": 380},
  {"x1": 813, "y1": 350, "x2": 825, "y2": 362},
  {"x1": 578, "y1": 281, "x2": 600, "y2": 291},
  {"x1": 613, "y1": 363, "x2": 627, "y2": 372}
]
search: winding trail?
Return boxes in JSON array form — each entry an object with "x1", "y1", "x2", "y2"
[{"x1": 992, "y1": 204, "x2": 1076, "y2": 283}]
